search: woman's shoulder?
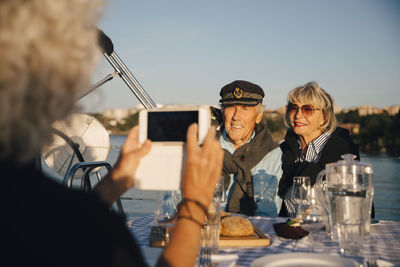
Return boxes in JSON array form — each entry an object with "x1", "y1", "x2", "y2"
[
  {"x1": 280, "y1": 129, "x2": 297, "y2": 149},
  {"x1": 330, "y1": 126, "x2": 354, "y2": 143},
  {"x1": 324, "y1": 126, "x2": 359, "y2": 159},
  {"x1": 333, "y1": 126, "x2": 350, "y2": 135}
]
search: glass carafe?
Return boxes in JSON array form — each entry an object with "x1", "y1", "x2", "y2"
[{"x1": 316, "y1": 154, "x2": 374, "y2": 240}]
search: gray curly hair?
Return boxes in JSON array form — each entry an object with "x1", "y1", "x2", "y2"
[{"x1": 0, "y1": 0, "x2": 103, "y2": 163}]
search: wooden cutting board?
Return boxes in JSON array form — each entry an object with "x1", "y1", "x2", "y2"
[
  {"x1": 149, "y1": 225, "x2": 270, "y2": 248},
  {"x1": 219, "y1": 225, "x2": 270, "y2": 247}
]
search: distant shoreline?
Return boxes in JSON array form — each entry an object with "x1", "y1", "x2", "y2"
[{"x1": 108, "y1": 133, "x2": 399, "y2": 158}]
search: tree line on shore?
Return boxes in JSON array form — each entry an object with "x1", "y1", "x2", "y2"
[
  {"x1": 91, "y1": 110, "x2": 400, "y2": 157},
  {"x1": 336, "y1": 111, "x2": 400, "y2": 156}
]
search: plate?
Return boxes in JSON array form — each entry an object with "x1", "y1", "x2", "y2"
[
  {"x1": 251, "y1": 253, "x2": 360, "y2": 267},
  {"x1": 375, "y1": 259, "x2": 394, "y2": 267}
]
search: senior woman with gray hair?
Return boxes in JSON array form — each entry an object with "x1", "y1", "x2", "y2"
[
  {"x1": 1, "y1": 1, "x2": 223, "y2": 266},
  {"x1": 277, "y1": 81, "x2": 359, "y2": 217}
]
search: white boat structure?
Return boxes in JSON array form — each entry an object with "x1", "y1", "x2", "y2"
[{"x1": 41, "y1": 30, "x2": 159, "y2": 216}]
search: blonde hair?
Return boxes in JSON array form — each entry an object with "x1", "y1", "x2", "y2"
[
  {"x1": 0, "y1": 0, "x2": 103, "y2": 163},
  {"x1": 285, "y1": 81, "x2": 337, "y2": 132}
]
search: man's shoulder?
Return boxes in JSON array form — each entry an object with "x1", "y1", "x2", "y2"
[
  {"x1": 253, "y1": 146, "x2": 283, "y2": 171},
  {"x1": 265, "y1": 146, "x2": 283, "y2": 158}
]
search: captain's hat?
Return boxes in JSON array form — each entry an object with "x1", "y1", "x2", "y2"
[{"x1": 219, "y1": 80, "x2": 265, "y2": 106}]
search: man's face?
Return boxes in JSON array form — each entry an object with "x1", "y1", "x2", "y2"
[{"x1": 223, "y1": 104, "x2": 263, "y2": 149}]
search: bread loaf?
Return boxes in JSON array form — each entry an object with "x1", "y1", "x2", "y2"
[{"x1": 220, "y1": 216, "x2": 254, "y2": 237}]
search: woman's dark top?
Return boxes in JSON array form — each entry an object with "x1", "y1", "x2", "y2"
[
  {"x1": 1, "y1": 161, "x2": 148, "y2": 267},
  {"x1": 277, "y1": 126, "x2": 361, "y2": 217}
]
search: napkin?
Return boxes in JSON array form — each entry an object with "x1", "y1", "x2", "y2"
[{"x1": 212, "y1": 254, "x2": 239, "y2": 267}]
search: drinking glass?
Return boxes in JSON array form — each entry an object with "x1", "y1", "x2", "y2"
[
  {"x1": 314, "y1": 175, "x2": 334, "y2": 238},
  {"x1": 335, "y1": 185, "x2": 367, "y2": 255},
  {"x1": 301, "y1": 187, "x2": 325, "y2": 252},
  {"x1": 338, "y1": 218, "x2": 365, "y2": 255},
  {"x1": 198, "y1": 182, "x2": 221, "y2": 266},
  {"x1": 153, "y1": 191, "x2": 178, "y2": 243},
  {"x1": 205, "y1": 183, "x2": 221, "y2": 250},
  {"x1": 303, "y1": 187, "x2": 325, "y2": 224},
  {"x1": 290, "y1": 176, "x2": 311, "y2": 219},
  {"x1": 215, "y1": 177, "x2": 227, "y2": 211}
]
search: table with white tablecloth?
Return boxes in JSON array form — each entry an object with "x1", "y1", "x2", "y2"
[{"x1": 127, "y1": 215, "x2": 400, "y2": 266}]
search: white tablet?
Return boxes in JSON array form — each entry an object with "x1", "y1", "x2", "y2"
[{"x1": 135, "y1": 106, "x2": 211, "y2": 190}]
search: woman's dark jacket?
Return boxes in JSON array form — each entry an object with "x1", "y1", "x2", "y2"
[
  {"x1": 277, "y1": 126, "x2": 368, "y2": 217},
  {"x1": 2, "y1": 161, "x2": 149, "y2": 267}
]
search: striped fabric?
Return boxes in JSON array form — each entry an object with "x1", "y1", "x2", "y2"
[
  {"x1": 285, "y1": 131, "x2": 333, "y2": 216},
  {"x1": 127, "y1": 215, "x2": 400, "y2": 266},
  {"x1": 297, "y1": 131, "x2": 332, "y2": 163}
]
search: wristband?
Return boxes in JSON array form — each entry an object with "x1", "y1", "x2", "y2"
[
  {"x1": 177, "y1": 214, "x2": 204, "y2": 227},
  {"x1": 179, "y1": 198, "x2": 208, "y2": 216}
]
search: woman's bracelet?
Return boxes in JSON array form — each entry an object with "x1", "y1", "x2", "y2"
[
  {"x1": 177, "y1": 214, "x2": 204, "y2": 227},
  {"x1": 177, "y1": 198, "x2": 208, "y2": 227},
  {"x1": 179, "y1": 198, "x2": 209, "y2": 216}
]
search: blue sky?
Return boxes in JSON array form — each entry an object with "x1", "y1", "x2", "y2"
[{"x1": 78, "y1": 0, "x2": 400, "y2": 113}]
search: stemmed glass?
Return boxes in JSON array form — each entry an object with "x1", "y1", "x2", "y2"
[
  {"x1": 290, "y1": 176, "x2": 311, "y2": 219},
  {"x1": 301, "y1": 187, "x2": 325, "y2": 252},
  {"x1": 290, "y1": 176, "x2": 325, "y2": 252},
  {"x1": 153, "y1": 191, "x2": 178, "y2": 243}
]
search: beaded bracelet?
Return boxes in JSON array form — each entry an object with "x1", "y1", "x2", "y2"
[{"x1": 177, "y1": 214, "x2": 203, "y2": 227}]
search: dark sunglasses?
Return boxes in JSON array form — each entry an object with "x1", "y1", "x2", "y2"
[{"x1": 287, "y1": 104, "x2": 320, "y2": 117}]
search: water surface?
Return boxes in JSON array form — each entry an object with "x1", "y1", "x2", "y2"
[{"x1": 62, "y1": 135, "x2": 400, "y2": 221}]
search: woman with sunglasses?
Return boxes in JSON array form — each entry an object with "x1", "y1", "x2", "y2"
[{"x1": 277, "y1": 81, "x2": 359, "y2": 217}]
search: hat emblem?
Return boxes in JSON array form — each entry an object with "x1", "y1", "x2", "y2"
[{"x1": 233, "y1": 87, "x2": 244, "y2": 99}]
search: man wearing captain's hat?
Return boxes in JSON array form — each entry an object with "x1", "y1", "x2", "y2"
[{"x1": 218, "y1": 80, "x2": 283, "y2": 216}]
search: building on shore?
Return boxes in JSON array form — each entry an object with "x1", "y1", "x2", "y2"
[{"x1": 339, "y1": 105, "x2": 400, "y2": 116}]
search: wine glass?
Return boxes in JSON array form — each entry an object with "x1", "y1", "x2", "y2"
[
  {"x1": 290, "y1": 176, "x2": 311, "y2": 219},
  {"x1": 301, "y1": 187, "x2": 325, "y2": 252},
  {"x1": 153, "y1": 191, "x2": 178, "y2": 243}
]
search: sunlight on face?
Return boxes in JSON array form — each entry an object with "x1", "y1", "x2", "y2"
[
  {"x1": 223, "y1": 105, "x2": 263, "y2": 149},
  {"x1": 289, "y1": 101, "x2": 325, "y2": 144}
]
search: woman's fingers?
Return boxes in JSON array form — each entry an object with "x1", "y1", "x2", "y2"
[
  {"x1": 186, "y1": 123, "x2": 199, "y2": 153},
  {"x1": 121, "y1": 126, "x2": 151, "y2": 159},
  {"x1": 111, "y1": 126, "x2": 152, "y2": 191},
  {"x1": 136, "y1": 139, "x2": 152, "y2": 158},
  {"x1": 121, "y1": 126, "x2": 140, "y2": 153},
  {"x1": 183, "y1": 124, "x2": 223, "y2": 206},
  {"x1": 207, "y1": 143, "x2": 223, "y2": 186},
  {"x1": 201, "y1": 125, "x2": 217, "y2": 148}
]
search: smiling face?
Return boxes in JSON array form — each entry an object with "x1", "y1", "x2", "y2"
[
  {"x1": 223, "y1": 104, "x2": 263, "y2": 149},
  {"x1": 288, "y1": 101, "x2": 325, "y2": 145}
]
